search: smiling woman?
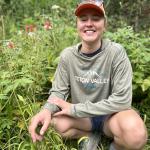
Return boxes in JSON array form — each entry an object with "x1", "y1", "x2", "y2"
[
  {"x1": 0, "y1": 0, "x2": 149, "y2": 149},
  {"x1": 76, "y1": 9, "x2": 105, "y2": 53},
  {"x1": 29, "y1": 1, "x2": 148, "y2": 150}
]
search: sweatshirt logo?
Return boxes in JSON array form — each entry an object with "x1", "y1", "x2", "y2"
[{"x1": 75, "y1": 70, "x2": 109, "y2": 90}]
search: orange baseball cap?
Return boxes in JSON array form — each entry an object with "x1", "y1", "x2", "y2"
[{"x1": 75, "y1": 0, "x2": 105, "y2": 16}]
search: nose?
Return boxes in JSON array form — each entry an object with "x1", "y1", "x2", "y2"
[{"x1": 86, "y1": 19, "x2": 93, "y2": 27}]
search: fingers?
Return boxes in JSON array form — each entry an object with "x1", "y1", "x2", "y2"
[
  {"x1": 29, "y1": 109, "x2": 52, "y2": 143},
  {"x1": 48, "y1": 98, "x2": 71, "y2": 116},
  {"x1": 29, "y1": 117, "x2": 42, "y2": 142},
  {"x1": 51, "y1": 99, "x2": 62, "y2": 108},
  {"x1": 49, "y1": 98, "x2": 67, "y2": 109},
  {"x1": 53, "y1": 111, "x2": 65, "y2": 117},
  {"x1": 53, "y1": 109, "x2": 71, "y2": 116},
  {"x1": 34, "y1": 134, "x2": 43, "y2": 142},
  {"x1": 40, "y1": 119, "x2": 50, "y2": 136}
]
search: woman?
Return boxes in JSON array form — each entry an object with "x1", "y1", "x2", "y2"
[{"x1": 29, "y1": 0, "x2": 147, "y2": 149}]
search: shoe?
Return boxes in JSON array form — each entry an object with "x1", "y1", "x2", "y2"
[{"x1": 78, "y1": 132, "x2": 101, "y2": 150}]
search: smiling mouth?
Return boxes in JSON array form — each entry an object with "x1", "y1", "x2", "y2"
[
  {"x1": 84, "y1": 30, "x2": 96, "y2": 36},
  {"x1": 84, "y1": 30, "x2": 96, "y2": 33}
]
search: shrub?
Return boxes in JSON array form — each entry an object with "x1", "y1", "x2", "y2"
[
  {"x1": 0, "y1": 14, "x2": 150, "y2": 150},
  {"x1": 105, "y1": 27, "x2": 150, "y2": 103}
]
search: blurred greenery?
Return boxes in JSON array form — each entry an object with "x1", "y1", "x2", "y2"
[{"x1": 0, "y1": 0, "x2": 150, "y2": 149}]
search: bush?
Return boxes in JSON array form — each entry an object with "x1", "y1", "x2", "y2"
[
  {"x1": 0, "y1": 8, "x2": 150, "y2": 150},
  {"x1": 105, "y1": 28, "x2": 150, "y2": 148},
  {"x1": 0, "y1": 12, "x2": 77, "y2": 149},
  {"x1": 105, "y1": 27, "x2": 150, "y2": 103}
]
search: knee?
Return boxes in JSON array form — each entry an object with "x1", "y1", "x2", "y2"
[
  {"x1": 123, "y1": 122, "x2": 147, "y2": 149},
  {"x1": 128, "y1": 127, "x2": 147, "y2": 149},
  {"x1": 51, "y1": 116, "x2": 73, "y2": 133}
]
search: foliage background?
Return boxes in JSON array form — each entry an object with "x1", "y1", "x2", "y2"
[{"x1": 0, "y1": 0, "x2": 150, "y2": 149}]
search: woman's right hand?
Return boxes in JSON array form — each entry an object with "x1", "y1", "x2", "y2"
[{"x1": 28, "y1": 108, "x2": 51, "y2": 142}]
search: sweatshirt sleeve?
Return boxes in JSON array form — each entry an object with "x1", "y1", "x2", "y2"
[
  {"x1": 70, "y1": 47, "x2": 133, "y2": 118},
  {"x1": 43, "y1": 53, "x2": 70, "y2": 113}
]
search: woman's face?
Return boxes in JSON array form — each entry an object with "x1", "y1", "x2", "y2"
[{"x1": 77, "y1": 8, "x2": 105, "y2": 44}]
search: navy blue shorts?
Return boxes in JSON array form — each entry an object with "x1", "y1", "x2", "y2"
[{"x1": 91, "y1": 115, "x2": 110, "y2": 133}]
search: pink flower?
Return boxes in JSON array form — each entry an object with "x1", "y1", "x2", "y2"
[
  {"x1": 25, "y1": 24, "x2": 36, "y2": 32},
  {"x1": 7, "y1": 41, "x2": 15, "y2": 49},
  {"x1": 44, "y1": 21, "x2": 52, "y2": 30}
]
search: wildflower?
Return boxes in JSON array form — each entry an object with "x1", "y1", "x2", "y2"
[
  {"x1": 7, "y1": 41, "x2": 15, "y2": 49},
  {"x1": 17, "y1": 30, "x2": 23, "y2": 35},
  {"x1": 44, "y1": 21, "x2": 52, "y2": 30},
  {"x1": 28, "y1": 32, "x2": 35, "y2": 37},
  {"x1": 51, "y1": 5, "x2": 60, "y2": 10},
  {"x1": 25, "y1": 24, "x2": 36, "y2": 33},
  {"x1": 25, "y1": 25, "x2": 30, "y2": 32}
]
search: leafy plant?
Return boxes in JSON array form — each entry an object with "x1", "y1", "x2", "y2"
[
  {"x1": 0, "y1": 1, "x2": 150, "y2": 149},
  {"x1": 105, "y1": 26, "x2": 150, "y2": 103}
]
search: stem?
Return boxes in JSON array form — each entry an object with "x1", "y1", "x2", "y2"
[
  {"x1": 14, "y1": 93, "x2": 28, "y2": 130},
  {"x1": 1, "y1": 15, "x2": 5, "y2": 40}
]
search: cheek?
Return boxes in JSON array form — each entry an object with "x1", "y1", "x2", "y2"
[
  {"x1": 97, "y1": 23, "x2": 105, "y2": 32},
  {"x1": 77, "y1": 23, "x2": 84, "y2": 35},
  {"x1": 76, "y1": 25, "x2": 80, "y2": 35},
  {"x1": 77, "y1": 22, "x2": 82, "y2": 29}
]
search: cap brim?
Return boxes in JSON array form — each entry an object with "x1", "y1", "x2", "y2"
[{"x1": 75, "y1": 3, "x2": 104, "y2": 16}]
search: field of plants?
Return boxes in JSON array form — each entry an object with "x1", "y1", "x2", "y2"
[{"x1": 0, "y1": 0, "x2": 150, "y2": 149}]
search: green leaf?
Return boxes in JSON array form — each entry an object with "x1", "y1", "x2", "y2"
[
  {"x1": 3, "y1": 84, "x2": 15, "y2": 94},
  {"x1": 0, "y1": 94, "x2": 8, "y2": 100},
  {"x1": 17, "y1": 94, "x2": 25, "y2": 103},
  {"x1": 17, "y1": 120, "x2": 25, "y2": 130},
  {"x1": 141, "y1": 79, "x2": 150, "y2": 92}
]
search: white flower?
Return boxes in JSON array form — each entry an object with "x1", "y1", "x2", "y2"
[
  {"x1": 17, "y1": 30, "x2": 23, "y2": 35},
  {"x1": 51, "y1": 5, "x2": 60, "y2": 10},
  {"x1": 28, "y1": 32, "x2": 35, "y2": 37}
]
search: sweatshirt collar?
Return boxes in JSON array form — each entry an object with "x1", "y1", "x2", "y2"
[{"x1": 74, "y1": 38, "x2": 110, "y2": 58}]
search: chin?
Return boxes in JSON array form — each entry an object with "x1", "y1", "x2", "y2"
[{"x1": 82, "y1": 37, "x2": 99, "y2": 43}]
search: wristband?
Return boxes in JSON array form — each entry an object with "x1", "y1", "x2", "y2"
[{"x1": 42, "y1": 102, "x2": 60, "y2": 114}]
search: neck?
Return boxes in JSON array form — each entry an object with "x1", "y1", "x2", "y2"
[{"x1": 81, "y1": 40, "x2": 101, "y2": 54}]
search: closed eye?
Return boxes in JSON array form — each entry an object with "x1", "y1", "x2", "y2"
[
  {"x1": 79, "y1": 16, "x2": 88, "y2": 21},
  {"x1": 92, "y1": 15, "x2": 102, "y2": 21}
]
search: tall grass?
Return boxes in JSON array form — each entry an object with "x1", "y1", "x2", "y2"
[{"x1": 0, "y1": 5, "x2": 150, "y2": 149}]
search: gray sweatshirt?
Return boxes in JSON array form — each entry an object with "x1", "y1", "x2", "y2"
[{"x1": 43, "y1": 39, "x2": 133, "y2": 118}]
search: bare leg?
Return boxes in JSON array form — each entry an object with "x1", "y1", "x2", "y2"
[
  {"x1": 59, "y1": 128, "x2": 90, "y2": 139},
  {"x1": 51, "y1": 115, "x2": 92, "y2": 138},
  {"x1": 50, "y1": 115, "x2": 102, "y2": 150},
  {"x1": 104, "y1": 109, "x2": 147, "y2": 150}
]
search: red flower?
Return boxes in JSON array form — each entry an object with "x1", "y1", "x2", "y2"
[
  {"x1": 7, "y1": 41, "x2": 15, "y2": 49},
  {"x1": 44, "y1": 21, "x2": 52, "y2": 30},
  {"x1": 25, "y1": 25, "x2": 30, "y2": 32},
  {"x1": 25, "y1": 24, "x2": 36, "y2": 32}
]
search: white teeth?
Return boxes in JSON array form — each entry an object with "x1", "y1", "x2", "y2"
[
  {"x1": 85, "y1": 30, "x2": 95, "y2": 36},
  {"x1": 85, "y1": 31, "x2": 94, "y2": 33}
]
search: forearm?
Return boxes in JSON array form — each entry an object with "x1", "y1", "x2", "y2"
[
  {"x1": 43, "y1": 55, "x2": 70, "y2": 114},
  {"x1": 70, "y1": 95, "x2": 132, "y2": 118}
]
